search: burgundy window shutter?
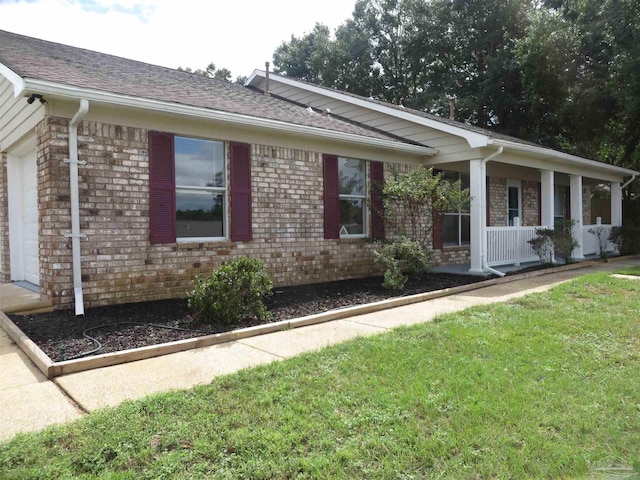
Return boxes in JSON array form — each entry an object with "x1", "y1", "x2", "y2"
[
  {"x1": 148, "y1": 131, "x2": 176, "y2": 244},
  {"x1": 370, "y1": 161, "x2": 385, "y2": 239},
  {"x1": 323, "y1": 154, "x2": 340, "y2": 239},
  {"x1": 432, "y1": 209, "x2": 444, "y2": 249},
  {"x1": 564, "y1": 186, "x2": 571, "y2": 220},
  {"x1": 230, "y1": 142, "x2": 252, "y2": 242}
]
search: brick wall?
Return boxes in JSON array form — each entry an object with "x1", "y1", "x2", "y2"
[
  {"x1": 488, "y1": 177, "x2": 507, "y2": 226},
  {"x1": 522, "y1": 180, "x2": 540, "y2": 226},
  {"x1": 39, "y1": 117, "x2": 387, "y2": 308}
]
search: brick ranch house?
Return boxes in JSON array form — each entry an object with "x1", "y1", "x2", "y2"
[{"x1": 1, "y1": 30, "x2": 637, "y2": 314}]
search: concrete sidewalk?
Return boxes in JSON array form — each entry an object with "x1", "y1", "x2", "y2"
[{"x1": 1, "y1": 258, "x2": 638, "y2": 442}]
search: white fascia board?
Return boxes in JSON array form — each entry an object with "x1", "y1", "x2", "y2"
[
  {"x1": 489, "y1": 138, "x2": 639, "y2": 178},
  {"x1": 26, "y1": 79, "x2": 436, "y2": 157},
  {"x1": 247, "y1": 70, "x2": 490, "y2": 149},
  {"x1": 0, "y1": 63, "x2": 26, "y2": 97}
]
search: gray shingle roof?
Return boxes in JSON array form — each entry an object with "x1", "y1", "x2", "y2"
[{"x1": 0, "y1": 29, "x2": 409, "y2": 144}]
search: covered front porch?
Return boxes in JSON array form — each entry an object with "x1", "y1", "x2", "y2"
[{"x1": 460, "y1": 146, "x2": 635, "y2": 275}]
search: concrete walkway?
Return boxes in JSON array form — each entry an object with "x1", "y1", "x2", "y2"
[{"x1": 1, "y1": 258, "x2": 638, "y2": 442}]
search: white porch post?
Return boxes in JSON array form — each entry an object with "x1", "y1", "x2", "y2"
[
  {"x1": 570, "y1": 174, "x2": 584, "y2": 260},
  {"x1": 611, "y1": 182, "x2": 622, "y2": 227},
  {"x1": 540, "y1": 170, "x2": 555, "y2": 228},
  {"x1": 469, "y1": 159, "x2": 484, "y2": 273}
]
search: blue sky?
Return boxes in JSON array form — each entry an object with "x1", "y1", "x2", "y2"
[{"x1": 0, "y1": 0, "x2": 356, "y2": 78}]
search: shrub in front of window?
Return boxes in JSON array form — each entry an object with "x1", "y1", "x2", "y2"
[
  {"x1": 188, "y1": 257, "x2": 272, "y2": 326},
  {"x1": 373, "y1": 238, "x2": 433, "y2": 290},
  {"x1": 373, "y1": 167, "x2": 470, "y2": 289}
]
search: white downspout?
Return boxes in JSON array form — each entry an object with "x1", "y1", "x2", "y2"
[
  {"x1": 479, "y1": 146, "x2": 505, "y2": 277},
  {"x1": 66, "y1": 99, "x2": 89, "y2": 315},
  {"x1": 621, "y1": 175, "x2": 636, "y2": 190}
]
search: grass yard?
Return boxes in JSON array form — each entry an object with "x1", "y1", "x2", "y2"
[
  {"x1": 1, "y1": 272, "x2": 639, "y2": 479},
  {"x1": 616, "y1": 265, "x2": 640, "y2": 276}
]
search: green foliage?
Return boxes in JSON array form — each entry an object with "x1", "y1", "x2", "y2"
[
  {"x1": 528, "y1": 229, "x2": 555, "y2": 264},
  {"x1": 609, "y1": 225, "x2": 640, "y2": 255},
  {"x1": 272, "y1": 0, "x2": 640, "y2": 170},
  {"x1": 187, "y1": 257, "x2": 272, "y2": 325},
  {"x1": 372, "y1": 167, "x2": 468, "y2": 289},
  {"x1": 530, "y1": 220, "x2": 580, "y2": 264},
  {"x1": 2, "y1": 273, "x2": 640, "y2": 478},
  {"x1": 373, "y1": 238, "x2": 433, "y2": 289},
  {"x1": 381, "y1": 166, "x2": 470, "y2": 245}
]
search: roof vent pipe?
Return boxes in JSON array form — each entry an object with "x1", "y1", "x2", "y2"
[{"x1": 264, "y1": 62, "x2": 270, "y2": 97}]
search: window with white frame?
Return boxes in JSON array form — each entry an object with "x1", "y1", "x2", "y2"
[
  {"x1": 507, "y1": 179, "x2": 522, "y2": 226},
  {"x1": 442, "y1": 171, "x2": 470, "y2": 247},
  {"x1": 338, "y1": 157, "x2": 367, "y2": 236},
  {"x1": 174, "y1": 136, "x2": 226, "y2": 240}
]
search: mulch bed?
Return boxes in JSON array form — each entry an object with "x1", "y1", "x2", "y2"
[{"x1": 11, "y1": 273, "x2": 486, "y2": 362}]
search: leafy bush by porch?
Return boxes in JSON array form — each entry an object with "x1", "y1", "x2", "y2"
[
  {"x1": 187, "y1": 257, "x2": 272, "y2": 325},
  {"x1": 2, "y1": 272, "x2": 639, "y2": 478},
  {"x1": 373, "y1": 167, "x2": 470, "y2": 289}
]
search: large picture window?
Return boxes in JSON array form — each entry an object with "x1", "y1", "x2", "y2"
[
  {"x1": 175, "y1": 136, "x2": 226, "y2": 240},
  {"x1": 338, "y1": 157, "x2": 367, "y2": 236},
  {"x1": 442, "y1": 171, "x2": 470, "y2": 247}
]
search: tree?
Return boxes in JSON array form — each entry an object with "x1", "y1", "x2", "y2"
[
  {"x1": 178, "y1": 62, "x2": 233, "y2": 83},
  {"x1": 373, "y1": 167, "x2": 470, "y2": 289}
]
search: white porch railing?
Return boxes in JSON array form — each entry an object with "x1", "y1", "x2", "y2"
[
  {"x1": 582, "y1": 222, "x2": 615, "y2": 255},
  {"x1": 487, "y1": 218, "x2": 617, "y2": 268},
  {"x1": 486, "y1": 220, "x2": 539, "y2": 267}
]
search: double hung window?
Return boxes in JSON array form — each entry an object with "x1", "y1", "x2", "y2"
[
  {"x1": 175, "y1": 136, "x2": 226, "y2": 240},
  {"x1": 442, "y1": 172, "x2": 470, "y2": 247},
  {"x1": 149, "y1": 131, "x2": 252, "y2": 244},
  {"x1": 507, "y1": 179, "x2": 522, "y2": 226},
  {"x1": 338, "y1": 157, "x2": 367, "y2": 236}
]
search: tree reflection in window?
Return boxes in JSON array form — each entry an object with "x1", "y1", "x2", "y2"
[{"x1": 175, "y1": 136, "x2": 226, "y2": 239}]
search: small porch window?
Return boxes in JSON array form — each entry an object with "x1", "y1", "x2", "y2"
[
  {"x1": 507, "y1": 179, "x2": 521, "y2": 226},
  {"x1": 442, "y1": 172, "x2": 470, "y2": 246},
  {"x1": 554, "y1": 184, "x2": 567, "y2": 223}
]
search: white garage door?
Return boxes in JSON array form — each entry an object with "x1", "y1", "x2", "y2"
[{"x1": 22, "y1": 150, "x2": 40, "y2": 285}]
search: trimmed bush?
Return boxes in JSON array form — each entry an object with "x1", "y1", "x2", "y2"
[
  {"x1": 373, "y1": 238, "x2": 432, "y2": 290},
  {"x1": 188, "y1": 257, "x2": 272, "y2": 325}
]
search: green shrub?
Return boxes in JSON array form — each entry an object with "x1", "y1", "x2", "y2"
[
  {"x1": 609, "y1": 225, "x2": 640, "y2": 255},
  {"x1": 188, "y1": 257, "x2": 272, "y2": 325},
  {"x1": 528, "y1": 229, "x2": 554, "y2": 264},
  {"x1": 373, "y1": 238, "x2": 432, "y2": 290}
]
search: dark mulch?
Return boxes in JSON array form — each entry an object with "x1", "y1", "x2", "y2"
[{"x1": 11, "y1": 273, "x2": 486, "y2": 362}]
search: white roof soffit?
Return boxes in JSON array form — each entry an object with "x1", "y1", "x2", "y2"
[
  {"x1": 489, "y1": 138, "x2": 639, "y2": 177},
  {"x1": 0, "y1": 63, "x2": 26, "y2": 97},
  {"x1": 246, "y1": 69, "x2": 490, "y2": 149},
  {"x1": 25, "y1": 79, "x2": 436, "y2": 157}
]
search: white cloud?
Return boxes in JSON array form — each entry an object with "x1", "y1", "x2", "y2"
[{"x1": 0, "y1": 0, "x2": 356, "y2": 78}]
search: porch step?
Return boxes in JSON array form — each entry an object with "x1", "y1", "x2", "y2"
[{"x1": 0, "y1": 284, "x2": 53, "y2": 315}]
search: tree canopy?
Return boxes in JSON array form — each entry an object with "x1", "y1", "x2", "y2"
[{"x1": 272, "y1": 0, "x2": 640, "y2": 171}]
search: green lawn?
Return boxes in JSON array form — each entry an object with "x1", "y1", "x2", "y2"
[
  {"x1": 616, "y1": 265, "x2": 640, "y2": 276},
  {"x1": 1, "y1": 273, "x2": 639, "y2": 479}
]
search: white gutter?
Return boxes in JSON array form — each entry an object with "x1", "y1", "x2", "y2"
[
  {"x1": 479, "y1": 147, "x2": 505, "y2": 277},
  {"x1": 488, "y1": 138, "x2": 639, "y2": 178},
  {"x1": 66, "y1": 99, "x2": 89, "y2": 316},
  {"x1": 23, "y1": 79, "x2": 438, "y2": 157}
]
